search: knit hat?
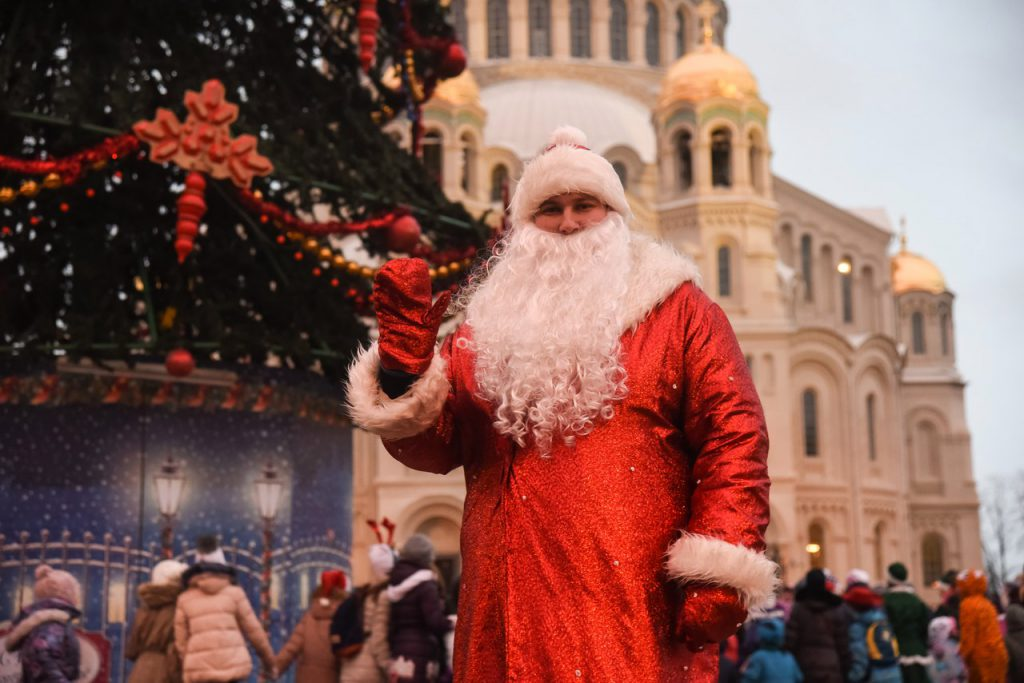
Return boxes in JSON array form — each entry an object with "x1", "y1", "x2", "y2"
[
  {"x1": 887, "y1": 562, "x2": 909, "y2": 584},
  {"x1": 195, "y1": 534, "x2": 227, "y2": 565},
  {"x1": 369, "y1": 543, "x2": 396, "y2": 581},
  {"x1": 400, "y1": 534, "x2": 436, "y2": 569},
  {"x1": 34, "y1": 564, "x2": 81, "y2": 608},
  {"x1": 507, "y1": 126, "x2": 631, "y2": 227},
  {"x1": 845, "y1": 568, "x2": 871, "y2": 589},
  {"x1": 151, "y1": 559, "x2": 188, "y2": 586}
]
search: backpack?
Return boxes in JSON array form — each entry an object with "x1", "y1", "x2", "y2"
[
  {"x1": 865, "y1": 616, "x2": 900, "y2": 667},
  {"x1": 330, "y1": 586, "x2": 369, "y2": 658}
]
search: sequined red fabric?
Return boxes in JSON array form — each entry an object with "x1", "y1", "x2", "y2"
[
  {"x1": 677, "y1": 585, "x2": 748, "y2": 649},
  {"x1": 384, "y1": 283, "x2": 770, "y2": 682},
  {"x1": 372, "y1": 259, "x2": 450, "y2": 375}
]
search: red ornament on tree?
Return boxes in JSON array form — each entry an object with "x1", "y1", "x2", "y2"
[
  {"x1": 357, "y1": 0, "x2": 380, "y2": 73},
  {"x1": 387, "y1": 214, "x2": 422, "y2": 252},
  {"x1": 165, "y1": 348, "x2": 195, "y2": 377},
  {"x1": 437, "y1": 42, "x2": 467, "y2": 79},
  {"x1": 176, "y1": 172, "x2": 207, "y2": 263}
]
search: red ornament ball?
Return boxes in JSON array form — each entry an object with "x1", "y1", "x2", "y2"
[
  {"x1": 387, "y1": 215, "x2": 422, "y2": 252},
  {"x1": 165, "y1": 348, "x2": 195, "y2": 377},
  {"x1": 437, "y1": 42, "x2": 467, "y2": 79}
]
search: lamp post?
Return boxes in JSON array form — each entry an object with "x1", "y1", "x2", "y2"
[
  {"x1": 153, "y1": 456, "x2": 186, "y2": 558},
  {"x1": 254, "y1": 461, "x2": 284, "y2": 633}
]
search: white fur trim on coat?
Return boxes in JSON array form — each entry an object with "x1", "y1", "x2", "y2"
[
  {"x1": 621, "y1": 233, "x2": 702, "y2": 331},
  {"x1": 509, "y1": 126, "x2": 631, "y2": 226},
  {"x1": 345, "y1": 344, "x2": 450, "y2": 440},
  {"x1": 665, "y1": 532, "x2": 780, "y2": 612}
]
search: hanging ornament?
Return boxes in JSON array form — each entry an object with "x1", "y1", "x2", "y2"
[
  {"x1": 176, "y1": 172, "x2": 207, "y2": 263},
  {"x1": 30, "y1": 375, "x2": 59, "y2": 405},
  {"x1": 133, "y1": 79, "x2": 273, "y2": 188},
  {"x1": 165, "y1": 348, "x2": 195, "y2": 377},
  {"x1": 357, "y1": 0, "x2": 380, "y2": 73},
  {"x1": 252, "y1": 385, "x2": 273, "y2": 413},
  {"x1": 102, "y1": 377, "x2": 131, "y2": 404},
  {"x1": 387, "y1": 214, "x2": 422, "y2": 252},
  {"x1": 437, "y1": 42, "x2": 467, "y2": 79}
]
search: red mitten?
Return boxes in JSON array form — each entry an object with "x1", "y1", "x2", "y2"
[
  {"x1": 372, "y1": 258, "x2": 451, "y2": 375},
  {"x1": 674, "y1": 584, "x2": 747, "y2": 652}
]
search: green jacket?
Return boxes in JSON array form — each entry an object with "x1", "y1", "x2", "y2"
[{"x1": 883, "y1": 586, "x2": 931, "y2": 660}]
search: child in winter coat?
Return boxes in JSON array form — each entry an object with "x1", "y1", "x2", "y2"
[
  {"x1": 956, "y1": 569, "x2": 1008, "y2": 683},
  {"x1": 335, "y1": 540, "x2": 395, "y2": 683},
  {"x1": 174, "y1": 536, "x2": 276, "y2": 683},
  {"x1": 4, "y1": 564, "x2": 82, "y2": 682},
  {"x1": 740, "y1": 618, "x2": 803, "y2": 683},
  {"x1": 126, "y1": 559, "x2": 188, "y2": 683},
  {"x1": 842, "y1": 581, "x2": 902, "y2": 683},
  {"x1": 927, "y1": 616, "x2": 966, "y2": 683},
  {"x1": 274, "y1": 570, "x2": 348, "y2": 683}
]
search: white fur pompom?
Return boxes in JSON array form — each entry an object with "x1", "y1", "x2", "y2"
[{"x1": 546, "y1": 125, "x2": 589, "y2": 149}]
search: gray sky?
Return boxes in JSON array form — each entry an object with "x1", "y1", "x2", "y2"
[{"x1": 726, "y1": 0, "x2": 1024, "y2": 484}]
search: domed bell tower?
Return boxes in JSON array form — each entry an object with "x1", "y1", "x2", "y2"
[{"x1": 653, "y1": 0, "x2": 783, "y2": 323}]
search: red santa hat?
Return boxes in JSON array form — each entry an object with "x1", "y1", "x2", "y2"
[{"x1": 508, "y1": 126, "x2": 631, "y2": 227}]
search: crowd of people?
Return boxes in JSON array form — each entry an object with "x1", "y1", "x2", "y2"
[
  {"x1": 727, "y1": 563, "x2": 1023, "y2": 683},
  {"x1": 5, "y1": 532, "x2": 454, "y2": 683}
]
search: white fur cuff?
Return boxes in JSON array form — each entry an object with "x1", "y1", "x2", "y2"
[
  {"x1": 345, "y1": 344, "x2": 450, "y2": 440},
  {"x1": 665, "y1": 532, "x2": 780, "y2": 611}
]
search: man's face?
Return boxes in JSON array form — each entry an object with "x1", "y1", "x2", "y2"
[{"x1": 532, "y1": 192, "x2": 609, "y2": 234}]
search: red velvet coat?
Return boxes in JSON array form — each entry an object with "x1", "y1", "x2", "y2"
[{"x1": 347, "y1": 236, "x2": 776, "y2": 683}]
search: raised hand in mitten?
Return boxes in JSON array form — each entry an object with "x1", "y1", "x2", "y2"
[
  {"x1": 372, "y1": 258, "x2": 451, "y2": 376},
  {"x1": 674, "y1": 584, "x2": 748, "y2": 652}
]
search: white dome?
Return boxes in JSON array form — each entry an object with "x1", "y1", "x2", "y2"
[{"x1": 480, "y1": 79, "x2": 657, "y2": 163}]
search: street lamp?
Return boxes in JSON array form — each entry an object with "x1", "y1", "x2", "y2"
[
  {"x1": 254, "y1": 461, "x2": 284, "y2": 633},
  {"x1": 153, "y1": 456, "x2": 186, "y2": 558}
]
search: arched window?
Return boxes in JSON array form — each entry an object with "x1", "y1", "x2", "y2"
[
  {"x1": 490, "y1": 164, "x2": 509, "y2": 203},
  {"x1": 940, "y1": 309, "x2": 950, "y2": 355},
  {"x1": 676, "y1": 130, "x2": 693, "y2": 191},
  {"x1": 487, "y1": 0, "x2": 510, "y2": 58},
  {"x1": 528, "y1": 0, "x2": 552, "y2": 57},
  {"x1": 802, "y1": 388, "x2": 819, "y2": 457},
  {"x1": 609, "y1": 0, "x2": 628, "y2": 61},
  {"x1": 674, "y1": 8, "x2": 686, "y2": 57},
  {"x1": 840, "y1": 257, "x2": 853, "y2": 323},
  {"x1": 921, "y1": 534, "x2": 945, "y2": 584},
  {"x1": 570, "y1": 0, "x2": 591, "y2": 57},
  {"x1": 645, "y1": 2, "x2": 660, "y2": 66},
  {"x1": 912, "y1": 311, "x2": 926, "y2": 354},
  {"x1": 778, "y1": 223, "x2": 793, "y2": 266},
  {"x1": 915, "y1": 421, "x2": 941, "y2": 479},
  {"x1": 808, "y1": 522, "x2": 826, "y2": 569},
  {"x1": 422, "y1": 131, "x2": 443, "y2": 185},
  {"x1": 717, "y1": 245, "x2": 732, "y2": 297},
  {"x1": 800, "y1": 234, "x2": 813, "y2": 301},
  {"x1": 460, "y1": 133, "x2": 475, "y2": 194},
  {"x1": 612, "y1": 161, "x2": 628, "y2": 189},
  {"x1": 748, "y1": 132, "x2": 762, "y2": 192},
  {"x1": 451, "y1": 0, "x2": 469, "y2": 51},
  {"x1": 711, "y1": 127, "x2": 732, "y2": 187},
  {"x1": 866, "y1": 393, "x2": 877, "y2": 461}
]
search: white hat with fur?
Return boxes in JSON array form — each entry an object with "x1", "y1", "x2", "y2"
[{"x1": 508, "y1": 126, "x2": 631, "y2": 227}]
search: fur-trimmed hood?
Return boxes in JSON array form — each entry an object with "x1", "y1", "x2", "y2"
[{"x1": 5, "y1": 598, "x2": 79, "y2": 651}]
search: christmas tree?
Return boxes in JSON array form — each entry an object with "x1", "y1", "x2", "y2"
[{"x1": 0, "y1": 0, "x2": 483, "y2": 385}]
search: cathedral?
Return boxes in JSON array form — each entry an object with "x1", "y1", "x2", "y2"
[{"x1": 350, "y1": 0, "x2": 982, "y2": 594}]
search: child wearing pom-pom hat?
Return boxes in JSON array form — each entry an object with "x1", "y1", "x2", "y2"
[{"x1": 5, "y1": 564, "x2": 82, "y2": 682}]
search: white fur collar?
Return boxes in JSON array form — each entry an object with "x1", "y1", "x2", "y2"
[
  {"x1": 621, "y1": 234, "x2": 702, "y2": 331},
  {"x1": 5, "y1": 608, "x2": 71, "y2": 651},
  {"x1": 386, "y1": 569, "x2": 436, "y2": 603},
  {"x1": 887, "y1": 584, "x2": 917, "y2": 594}
]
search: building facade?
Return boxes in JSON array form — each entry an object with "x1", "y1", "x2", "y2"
[{"x1": 350, "y1": 0, "x2": 981, "y2": 594}]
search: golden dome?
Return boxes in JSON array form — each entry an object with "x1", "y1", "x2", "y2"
[
  {"x1": 431, "y1": 69, "x2": 480, "y2": 108},
  {"x1": 659, "y1": 43, "x2": 760, "y2": 108},
  {"x1": 891, "y1": 248, "x2": 946, "y2": 295}
]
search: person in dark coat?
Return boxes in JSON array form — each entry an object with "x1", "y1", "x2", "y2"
[
  {"x1": 883, "y1": 562, "x2": 933, "y2": 683},
  {"x1": 386, "y1": 534, "x2": 452, "y2": 683},
  {"x1": 5, "y1": 564, "x2": 82, "y2": 683},
  {"x1": 933, "y1": 569, "x2": 961, "y2": 624},
  {"x1": 785, "y1": 568, "x2": 850, "y2": 683},
  {"x1": 1005, "y1": 582, "x2": 1024, "y2": 683}
]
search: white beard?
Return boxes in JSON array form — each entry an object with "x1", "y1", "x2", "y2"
[{"x1": 460, "y1": 214, "x2": 632, "y2": 452}]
